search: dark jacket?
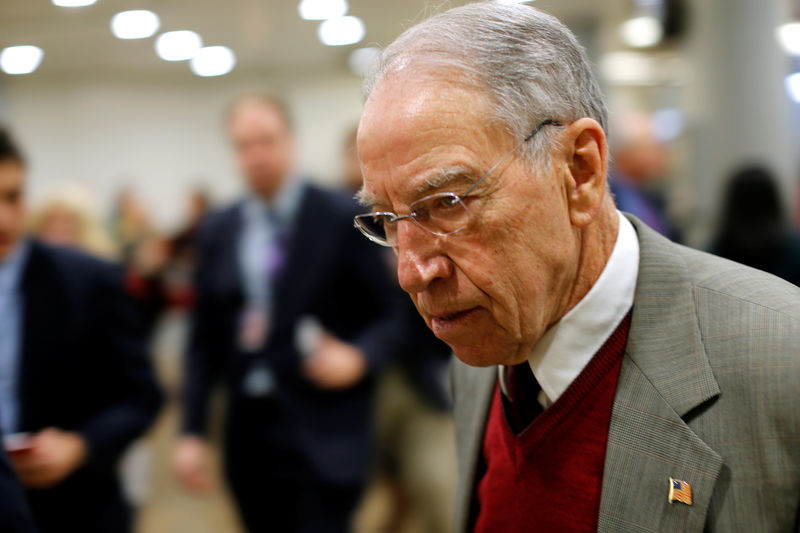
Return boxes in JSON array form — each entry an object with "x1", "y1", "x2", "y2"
[
  {"x1": 18, "y1": 241, "x2": 163, "y2": 533},
  {"x1": 183, "y1": 183, "x2": 405, "y2": 485}
]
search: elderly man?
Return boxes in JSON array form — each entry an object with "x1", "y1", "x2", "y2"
[{"x1": 354, "y1": 3, "x2": 800, "y2": 532}]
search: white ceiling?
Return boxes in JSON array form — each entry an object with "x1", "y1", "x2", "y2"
[{"x1": 0, "y1": 0, "x2": 606, "y2": 80}]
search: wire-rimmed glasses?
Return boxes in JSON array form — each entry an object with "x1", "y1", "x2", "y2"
[{"x1": 353, "y1": 119, "x2": 560, "y2": 247}]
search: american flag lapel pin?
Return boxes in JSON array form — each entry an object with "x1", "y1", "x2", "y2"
[{"x1": 668, "y1": 477, "x2": 693, "y2": 506}]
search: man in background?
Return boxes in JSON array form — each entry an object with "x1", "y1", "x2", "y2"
[
  {"x1": 173, "y1": 95, "x2": 402, "y2": 533},
  {"x1": 609, "y1": 111, "x2": 678, "y2": 240},
  {"x1": 0, "y1": 127, "x2": 164, "y2": 532}
]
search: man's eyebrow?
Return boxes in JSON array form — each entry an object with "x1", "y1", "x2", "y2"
[
  {"x1": 355, "y1": 165, "x2": 476, "y2": 209},
  {"x1": 355, "y1": 188, "x2": 377, "y2": 208},
  {"x1": 415, "y1": 165, "x2": 475, "y2": 196}
]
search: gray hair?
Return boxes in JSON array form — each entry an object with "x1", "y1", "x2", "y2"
[{"x1": 364, "y1": 2, "x2": 608, "y2": 167}]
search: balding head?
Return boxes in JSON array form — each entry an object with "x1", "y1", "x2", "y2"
[{"x1": 356, "y1": 3, "x2": 618, "y2": 367}]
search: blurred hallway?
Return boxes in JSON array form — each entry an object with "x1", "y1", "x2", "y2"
[{"x1": 133, "y1": 311, "x2": 243, "y2": 533}]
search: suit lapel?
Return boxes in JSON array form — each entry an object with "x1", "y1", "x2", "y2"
[
  {"x1": 598, "y1": 217, "x2": 723, "y2": 532},
  {"x1": 452, "y1": 361, "x2": 496, "y2": 533},
  {"x1": 273, "y1": 185, "x2": 338, "y2": 320}
]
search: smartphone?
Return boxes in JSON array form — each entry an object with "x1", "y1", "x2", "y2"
[{"x1": 3, "y1": 432, "x2": 33, "y2": 454}]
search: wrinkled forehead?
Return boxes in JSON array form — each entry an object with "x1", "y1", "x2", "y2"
[{"x1": 357, "y1": 74, "x2": 498, "y2": 204}]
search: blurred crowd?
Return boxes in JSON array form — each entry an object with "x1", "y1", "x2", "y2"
[
  {"x1": 0, "y1": 91, "x2": 798, "y2": 533},
  {"x1": 0, "y1": 93, "x2": 457, "y2": 533}
]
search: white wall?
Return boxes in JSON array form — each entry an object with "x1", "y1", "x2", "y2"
[{"x1": 1, "y1": 73, "x2": 365, "y2": 230}]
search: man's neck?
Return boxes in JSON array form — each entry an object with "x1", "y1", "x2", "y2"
[
  {"x1": 252, "y1": 174, "x2": 293, "y2": 205},
  {"x1": 558, "y1": 202, "x2": 620, "y2": 324},
  {"x1": 0, "y1": 239, "x2": 22, "y2": 266}
]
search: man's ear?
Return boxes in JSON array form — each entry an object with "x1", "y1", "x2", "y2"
[{"x1": 562, "y1": 118, "x2": 608, "y2": 228}]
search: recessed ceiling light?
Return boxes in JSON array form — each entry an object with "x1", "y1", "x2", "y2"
[
  {"x1": 298, "y1": 0, "x2": 348, "y2": 21},
  {"x1": 156, "y1": 31, "x2": 203, "y2": 61},
  {"x1": 190, "y1": 46, "x2": 236, "y2": 77},
  {"x1": 318, "y1": 16, "x2": 365, "y2": 46},
  {"x1": 111, "y1": 10, "x2": 160, "y2": 40},
  {"x1": 620, "y1": 16, "x2": 663, "y2": 48},
  {"x1": 52, "y1": 0, "x2": 98, "y2": 6},
  {"x1": 0, "y1": 46, "x2": 44, "y2": 75},
  {"x1": 776, "y1": 22, "x2": 800, "y2": 56}
]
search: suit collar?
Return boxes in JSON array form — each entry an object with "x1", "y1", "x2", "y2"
[{"x1": 623, "y1": 214, "x2": 720, "y2": 416}]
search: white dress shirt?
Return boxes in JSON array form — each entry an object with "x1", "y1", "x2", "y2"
[{"x1": 500, "y1": 211, "x2": 640, "y2": 408}]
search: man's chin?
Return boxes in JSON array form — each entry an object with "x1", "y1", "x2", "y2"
[
  {"x1": 449, "y1": 339, "x2": 533, "y2": 368},
  {"x1": 451, "y1": 345, "x2": 510, "y2": 368}
]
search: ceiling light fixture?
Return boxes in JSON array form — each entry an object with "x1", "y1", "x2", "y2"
[
  {"x1": 52, "y1": 0, "x2": 98, "y2": 6},
  {"x1": 156, "y1": 31, "x2": 203, "y2": 61},
  {"x1": 190, "y1": 46, "x2": 236, "y2": 77},
  {"x1": 620, "y1": 16, "x2": 663, "y2": 48},
  {"x1": 0, "y1": 46, "x2": 44, "y2": 75},
  {"x1": 776, "y1": 22, "x2": 800, "y2": 56},
  {"x1": 111, "y1": 10, "x2": 160, "y2": 40},
  {"x1": 786, "y1": 72, "x2": 800, "y2": 103},
  {"x1": 318, "y1": 16, "x2": 365, "y2": 46},
  {"x1": 299, "y1": 0, "x2": 348, "y2": 21}
]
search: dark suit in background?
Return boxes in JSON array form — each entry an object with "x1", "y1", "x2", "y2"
[
  {"x1": 183, "y1": 183, "x2": 403, "y2": 532},
  {"x1": 17, "y1": 241, "x2": 163, "y2": 533}
]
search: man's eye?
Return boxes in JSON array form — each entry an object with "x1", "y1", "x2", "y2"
[{"x1": 432, "y1": 195, "x2": 461, "y2": 211}]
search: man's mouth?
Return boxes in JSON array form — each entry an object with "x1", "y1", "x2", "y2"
[{"x1": 430, "y1": 307, "x2": 479, "y2": 338}]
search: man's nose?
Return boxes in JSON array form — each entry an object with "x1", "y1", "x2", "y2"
[{"x1": 395, "y1": 220, "x2": 453, "y2": 294}]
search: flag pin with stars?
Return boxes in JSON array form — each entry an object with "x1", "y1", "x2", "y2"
[{"x1": 668, "y1": 477, "x2": 693, "y2": 505}]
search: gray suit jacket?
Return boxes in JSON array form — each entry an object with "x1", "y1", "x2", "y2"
[{"x1": 453, "y1": 216, "x2": 800, "y2": 532}]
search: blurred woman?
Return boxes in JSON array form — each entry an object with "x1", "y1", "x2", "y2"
[
  {"x1": 710, "y1": 164, "x2": 800, "y2": 287},
  {"x1": 29, "y1": 182, "x2": 118, "y2": 259}
]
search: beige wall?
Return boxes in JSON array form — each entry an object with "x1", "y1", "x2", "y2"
[{"x1": 1, "y1": 72, "x2": 364, "y2": 230}]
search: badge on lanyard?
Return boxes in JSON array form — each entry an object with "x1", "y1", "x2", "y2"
[{"x1": 238, "y1": 306, "x2": 270, "y2": 353}]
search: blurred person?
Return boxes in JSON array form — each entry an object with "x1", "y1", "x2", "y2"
[
  {"x1": 109, "y1": 189, "x2": 152, "y2": 265},
  {"x1": 173, "y1": 94, "x2": 403, "y2": 533},
  {"x1": 161, "y1": 189, "x2": 212, "y2": 311},
  {"x1": 710, "y1": 164, "x2": 800, "y2": 287},
  {"x1": 124, "y1": 231, "x2": 171, "y2": 334},
  {"x1": 0, "y1": 132, "x2": 39, "y2": 533},
  {"x1": 29, "y1": 181, "x2": 118, "y2": 259},
  {"x1": 342, "y1": 126, "x2": 457, "y2": 533},
  {"x1": 0, "y1": 127, "x2": 164, "y2": 533},
  {"x1": 107, "y1": 188, "x2": 172, "y2": 332},
  {"x1": 355, "y1": 3, "x2": 800, "y2": 532},
  {"x1": 609, "y1": 111, "x2": 678, "y2": 240}
]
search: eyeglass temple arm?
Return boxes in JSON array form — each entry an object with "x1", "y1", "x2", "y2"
[{"x1": 460, "y1": 118, "x2": 561, "y2": 199}]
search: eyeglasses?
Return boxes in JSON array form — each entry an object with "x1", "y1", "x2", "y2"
[{"x1": 353, "y1": 119, "x2": 560, "y2": 247}]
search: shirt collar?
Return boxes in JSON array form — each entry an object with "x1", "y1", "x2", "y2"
[
  {"x1": 245, "y1": 175, "x2": 305, "y2": 225},
  {"x1": 501, "y1": 211, "x2": 640, "y2": 407},
  {"x1": 0, "y1": 239, "x2": 31, "y2": 294}
]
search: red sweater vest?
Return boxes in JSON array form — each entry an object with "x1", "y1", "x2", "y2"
[{"x1": 473, "y1": 313, "x2": 632, "y2": 533}]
